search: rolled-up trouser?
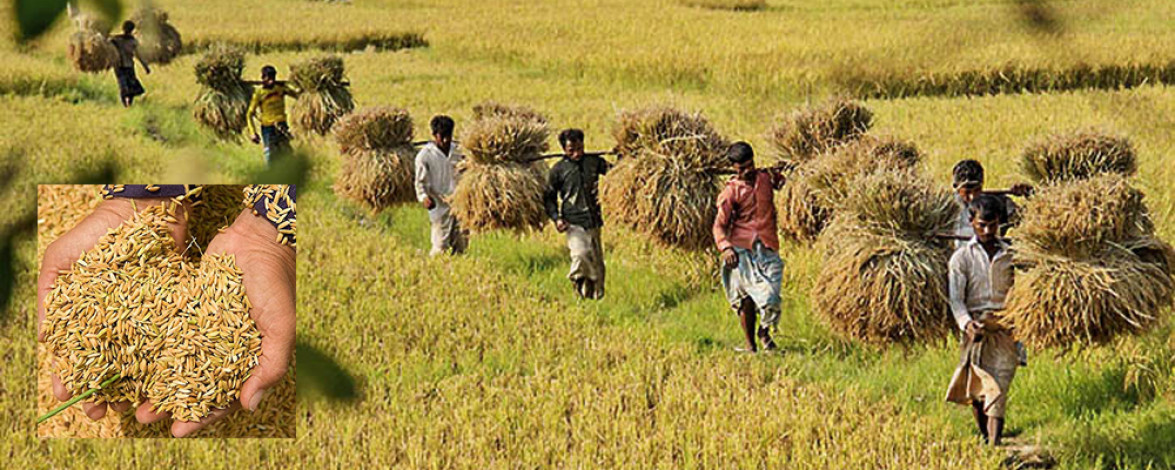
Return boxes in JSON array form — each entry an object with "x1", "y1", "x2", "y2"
[
  {"x1": 567, "y1": 224, "x2": 605, "y2": 298},
  {"x1": 721, "y1": 239, "x2": 783, "y2": 329},
  {"x1": 261, "y1": 122, "x2": 291, "y2": 164},
  {"x1": 428, "y1": 203, "x2": 467, "y2": 256}
]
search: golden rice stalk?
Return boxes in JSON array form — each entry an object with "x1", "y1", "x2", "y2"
[
  {"x1": 768, "y1": 98, "x2": 873, "y2": 163},
  {"x1": 461, "y1": 115, "x2": 550, "y2": 166},
  {"x1": 332, "y1": 107, "x2": 416, "y2": 211},
  {"x1": 451, "y1": 107, "x2": 551, "y2": 231},
  {"x1": 131, "y1": 8, "x2": 182, "y2": 64},
  {"x1": 289, "y1": 55, "x2": 355, "y2": 136},
  {"x1": 1021, "y1": 128, "x2": 1136, "y2": 184},
  {"x1": 193, "y1": 46, "x2": 253, "y2": 140},
  {"x1": 602, "y1": 106, "x2": 728, "y2": 249},
  {"x1": 67, "y1": 29, "x2": 118, "y2": 73},
  {"x1": 452, "y1": 162, "x2": 548, "y2": 232},
  {"x1": 811, "y1": 171, "x2": 958, "y2": 344},
  {"x1": 998, "y1": 175, "x2": 1173, "y2": 348},
  {"x1": 776, "y1": 135, "x2": 921, "y2": 242}
]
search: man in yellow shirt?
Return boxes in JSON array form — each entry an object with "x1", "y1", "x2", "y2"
[{"x1": 247, "y1": 65, "x2": 300, "y2": 163}]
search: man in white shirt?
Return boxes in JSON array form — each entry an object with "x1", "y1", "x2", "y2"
[
  {"x1": 945, "y1": 194, "x2": 1021, "y2": 447},
  {"x1": 414, "y1": 115, "x2": 467, "y2": 256}
]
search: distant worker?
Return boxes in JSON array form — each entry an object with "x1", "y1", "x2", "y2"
[
  {"x1": 247, "y1": 65, "x2": 300, "y2": 163},
  {"x1": 950, "y1": 159, "x2": 1032, "y2": 248},
  {"x1": 109, "y1": 20, "x2": 150, "y2": 108}
]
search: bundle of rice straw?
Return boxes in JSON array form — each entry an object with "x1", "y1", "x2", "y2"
[
  {"x1": 600, "y1": 105, "x2": 730, "y2": 249},
  {"x1": 472, "y1": 101, "x2": 549, "y2": 123},
  {"x1": 333, "y1": 107, "x2": 417, "y2": 211},
  {"x1": 131, "y1": 8, "x2": 182, "y2": 64},
  {"x1": 289, "y1": 55, "x2": 355, "y2": 136},
  {"x1": 811, "y1": 170, "x2": 958, "y2": 344},
  {"x1": 67, "y1": 20, "x2": 118, "y2": 73},
  {"x1": 1021, "y1": 129, "x2": 1137, "y2": 184},
  {"x1": 192, "y1": 45, "x2": 253, "y2": 140},
  {"x1": 451, "y1": 105, "x2": 549, "y2": 232},
  {"x1": 769, "y1": 98, "x2": 873, "y2": 163},
  {"x1": 777, "y1": 135, "x2": 921, "y2": 242},
  {"x1": 998, "y1": 175, "x2": 1174, "y2": 348}
]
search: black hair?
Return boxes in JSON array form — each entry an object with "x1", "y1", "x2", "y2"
[
  {"x1": 558, "y1": 128, "x2": 584, "y2": 149},
  {"x1": 727, "y1": 141, "x2": 754, "y2": 165},
  {"x1": 969, "y1": 194, "x2": 1007, "y2": 223},
  {"x1": 122, "y1": 20, "x2": 135, "y2": 34},
  {"x1": 261, "y1": 65, "x2": 277, "y2": 80},
  {"x1": 430, "y1": 115, "x2": 455, "y2": 138},
  {"x1": 952, "y1": 159, "x2": 985, "y2": 188}
]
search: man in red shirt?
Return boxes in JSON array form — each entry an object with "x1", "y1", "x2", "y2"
[{"x1": 713, "y1": 142, "x2": 786, "y2": 353}]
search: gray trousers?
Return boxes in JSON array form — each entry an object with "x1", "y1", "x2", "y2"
[
  {"x1": 567, "y1": 225, "x2": 605, "y2": 298},
  {"x1": 429, "y1": 204, "x2": 467, "y2": 256}
]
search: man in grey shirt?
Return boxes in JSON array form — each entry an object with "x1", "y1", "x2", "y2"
[{"x1": 415, "y1": 115, "x2": 467, "y2": 256}]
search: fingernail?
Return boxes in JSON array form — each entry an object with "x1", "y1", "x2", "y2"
[{"x1": 248, "y1": 389, "x2": 267, "y2": 412}]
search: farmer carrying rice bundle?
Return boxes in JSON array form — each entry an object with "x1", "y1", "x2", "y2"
[
  {"x1": 713, "y1": 142, "x2": 787, "y2": 353},
  {"x1": 544, "y1": 129, "x2": 611, "y2": 300},
  {"x1": 247, "y1": 65, "x2": 301, "y2": 164},
  {"x1": 109, "y1": 21, "x2": 151, "y2": 108},
  {"x1": 415, "y1": 115, "x2": 468, "y2": 256}
]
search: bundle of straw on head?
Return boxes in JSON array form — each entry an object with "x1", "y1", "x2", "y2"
[
  {"x1": 1021, "y1": 129, "x2": 1136, "y2": 184},
  {"x1": 451, "y1": 109, "x2": 550, "y2": 232},
  {"x1": 68, "y1": 28, "x2": 118, "y2": 73},
  {"x1": 777, "y1": 135, "x2": 922, "y2": 242},
  {"x1": 192, "y1": 45, "x2": 253, "y2": 140},
  {"x1": 333, "y1": 107, "x2": 417, "y2": 211},
  {"x1": 769, "y1": 98, "x2": 873, "y2": 163},
  {"x1": 811, "y1": 170, "x2": 958, "y2": 344},
  {"x1": 601, "y1": 106, "x2": 729, "y2": 249},
  {"x1": 289, "y1": 55, "x2": 355, "y2": 136},
  {"x1": 998, "y1": 175, "x2": 1173, "y2": 347},
  {"x1": 131, "y1": 8, "x2": 182, "y2": 64}
]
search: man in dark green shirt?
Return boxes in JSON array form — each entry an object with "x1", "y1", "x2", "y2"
[{"x1": 544, "y1": 128, "x2": 610, "y2": 299}]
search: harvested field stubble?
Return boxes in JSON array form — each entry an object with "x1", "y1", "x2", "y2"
[
  {"x1": 41, "y1": 199, "x2": 260, "y2": 422},
  {"x1": 811, "y1": 171, "x2": 958, "y2": 344},
  {"x1": 1000, "y1": 175, "x2": 1174, "y2": 347},
  {"x1": 601, "y1": 106, "x2": 729, "y2": 249}
]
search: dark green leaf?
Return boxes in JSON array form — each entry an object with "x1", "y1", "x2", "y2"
[
  {"x1": 295, "y1": 341, "x2": 358, "y2": 401},
  {"x1": 14, "y1": 0, "x2": 68, "y2": 41}
]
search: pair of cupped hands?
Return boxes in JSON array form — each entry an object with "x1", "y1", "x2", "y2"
[{"x1": 36, "y1": 197, "x2": 295, "y2": 437}]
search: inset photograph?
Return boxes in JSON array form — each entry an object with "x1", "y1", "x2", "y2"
[{"x1": 36, "y1": 184, "x2": 295, "y2": 438}]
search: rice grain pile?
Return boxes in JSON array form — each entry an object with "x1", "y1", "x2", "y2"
[
  {"x1": 188, "y1": 185, "x2": 248, "y2": 253},
  {"x1": 131, "y1": 8, "x2": 182, "y2": 64},
  {"x1": 1021, "y1": 129, "x2": 1137, "y2": 184},
  {"x1": 42, "y1": 200, "x2": 260, "y2": 422},
  {"x1": 333, "y1": 107, "x2": 417, "y2": 211},
  {"x1": 600, "y1": 105, "x2": 729, "y2": 249},
  {"x1": 998, "y1": 175, "x2": 1174, "y2": 348},
  {"x1": 67, "y1": 19, "x2": 118, "y2": 73},
  {"x1": 777, "y1": 135, "x2": 922, "y2": 243},
  {"x1": 193, "y1": 46, "x2": 254, "y2": 140},
  {"x1": 36, "y1": 186, "x2": 295, "y2": 438},
  {"x1": 811, "y1": 170, "x2": 958, "y2": 344},
  {"x1": 769, "y1": 98, "x2": 873, "y2": 163},
  {"x1": 289, "y1": 55, "x2": 355, "y2": 136},
  {"x1": 451, "y1": 105, "x2": 549, "y2": 232}
]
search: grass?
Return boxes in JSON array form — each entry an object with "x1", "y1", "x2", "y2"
[{"x1": 0, "y1": 0, "x2": 1173, "y2": 467}]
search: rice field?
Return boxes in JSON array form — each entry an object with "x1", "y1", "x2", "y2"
[{"x1": 2, "y1": 0, "x2": 1174, "y2": 468}]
